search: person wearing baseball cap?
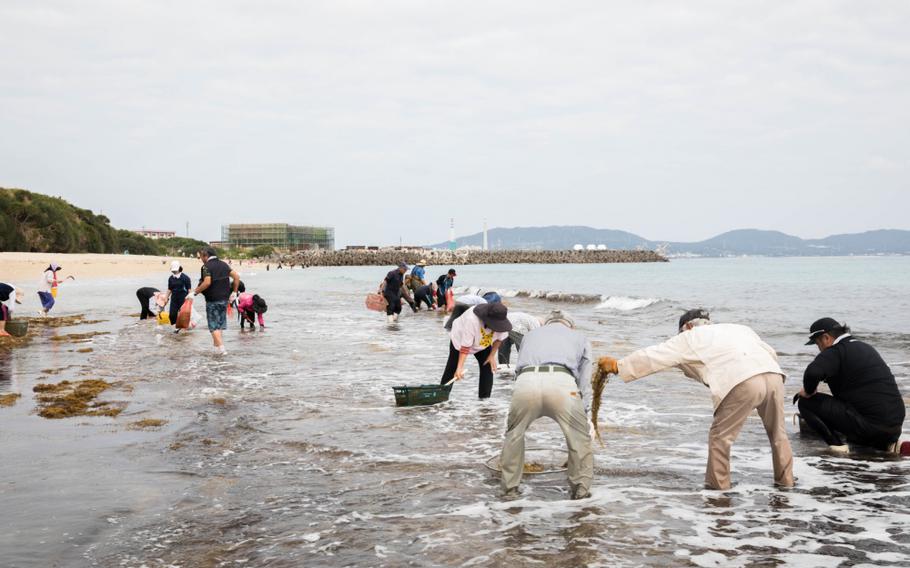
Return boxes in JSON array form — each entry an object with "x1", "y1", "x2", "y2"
[
  {"x1": 435, "y1": 269, "x2": 457, "y2": 307},
  {"x1": 596, "y1": 309, "x2": 793, "y2": 490},
  {"x1": 440, "y1": 301, "x2": 511, "y2": 399},
  {"x1": 795, "y1": 318, "x2": 907, "y2": 455}
]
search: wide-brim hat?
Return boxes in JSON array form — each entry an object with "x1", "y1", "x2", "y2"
[
  {"x1": 805, "y1": 317, "x2": 840, "y2": 345},
  {"x1": 474, "y1": 302, "x2": 512, "y2": 333}
]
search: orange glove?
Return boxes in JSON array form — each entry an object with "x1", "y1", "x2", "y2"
[{"x1": 598, "y1": 356, "x2": 619, "y2": 374}]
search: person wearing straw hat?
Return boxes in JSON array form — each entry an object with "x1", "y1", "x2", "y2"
[
  {"x1": 796, "y1": 317, "x2": 907, "y2": 455},
  {"x1": 408, "y1": 259, "x2": 429, "y2": 294},
  {"x1": 441, "y1": 302, "x2": 512, "y2": 398},
  {"x1": 500, "y1": 310, "x2": 594, "y2": 499},
  {"x1": 164, "y1": 261, "x2": 193, "y2": 328},
  {"x1": 597, "y1": 309, "x2": 793, "y2": 491},
  {"x1": 0, "y1": 284, "x2": 25, "y2": 336}
]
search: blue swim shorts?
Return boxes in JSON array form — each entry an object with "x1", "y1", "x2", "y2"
[{"x1": 205, "y1": 300, "x2": 228, "y2": 332}]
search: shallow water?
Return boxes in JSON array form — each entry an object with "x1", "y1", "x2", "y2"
[{"x1": 1, "y1": 257, "x2": 909, "y2": 567}]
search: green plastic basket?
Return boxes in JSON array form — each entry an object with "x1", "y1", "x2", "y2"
[
  {"x1": 393, "y1": 384, "x2": 453, "y2": 407},
  {"x1": 4, "y1": 320, "x2": 29, "y2": 338}
]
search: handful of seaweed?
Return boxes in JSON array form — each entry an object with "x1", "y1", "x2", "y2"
[
  {"x1": 523, "y1": 462, "x2": 545, "y2": 473},
  {"x1": 590, "y1": 366, "x2": 611, "y2": 447}
]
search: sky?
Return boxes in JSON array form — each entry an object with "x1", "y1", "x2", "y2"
[{"x1": 1, "y1": 1, "x2": 908, "y2": 247}]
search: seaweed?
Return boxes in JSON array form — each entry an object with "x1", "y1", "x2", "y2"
[
  {"x1": 523, "y1": 462, "x2": 545, "y2": 473},
  {"x1": 0, "y1": 393, "x2": 21, "y2": 407},
  {"x1": 590, "y1": 366, "x2": 610, "y2": 447},
  {"x1": 49, "y1": 331, "x2": 109, "y2": 343},
  {"x1": 25, "y1": 314, "x2": 106, "y2": 329},
  {"x1": 128, "y1": 418, "x2": 168, "y2": 430},
  {"x1": 33, "y1": 379, "x2": 124, "y2": 419}
]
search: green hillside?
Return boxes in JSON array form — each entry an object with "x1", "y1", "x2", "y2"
[{"x1": 0, "y1": 187, "x2": 209, "y2": 256}]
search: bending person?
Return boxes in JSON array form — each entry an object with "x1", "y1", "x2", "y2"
[
  {"x1": 500, "y1": 310, "x2": 594, "y2": 499},
  {"x1": 440, "y1": 303, "x2": 511, "y2": 399},
  {"x1": 796, "y1": 318, "x2": 907, "y2": 454},
  {"x1": 136, "y1": 287, "x2": 160, "y2": 320},
  {"x1": 598, "y1": 309, "x2": 793, "y2": 491},
  {"x1": 165, "y1": 261, "x2": 192, "y2": 327}
]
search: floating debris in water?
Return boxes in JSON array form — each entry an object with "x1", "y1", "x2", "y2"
[
  {"x1": 75, "y1": 347, "x2": 94, "y2": 353},
  {"x1": 591, "y1": 366, "x2": 610, "y2": 447},
  {"x1": 33, "y1": 379, "x2": 124, "y2": 419},
  {"x1": 49, "y1": 331, "x2": 109, "y2": 343},
  {"x1": 127, "y1": 418, "x2": 168, "y2": 430},
  {"x1": 0, "y1": 393, "x2": 21, "y2": 407}
]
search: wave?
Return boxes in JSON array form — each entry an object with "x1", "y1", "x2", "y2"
[
  {"x1": 595, "y1": 296, "x2": 662, "y2": 311},
  {"x1": 451, "y1": 285, "x2": 661, "y2": 308}
]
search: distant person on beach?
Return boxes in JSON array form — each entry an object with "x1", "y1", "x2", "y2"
[
  {"x1": 795, "y1": 318, "x2": 907, "y2": 455},
  {"x1": 238, "y1": 293, "x2": 268, "y2": 330},
  {"x1": 500, "y1": 310, "x2": 594, "y2": 499},
  {"x1": 194, "y1": 247, "x2": 240, "y2": 355},
  {"x1": 435, "y1": 269, "x2": 457, "y2": 306},
  {"x1": 413, "y1": 282, "x2": 438, "y2": 311},
  {"x1": 37, "y1": 263, "x2": 64, "y2": 315},
  {"x1": 164, "y1": 261, "x2": 192, "y2": 327},
  {"x1": 136, "y1": 287, "x2": 161, "y2": 320},
  {"x1": 498, "y1": 311, "x2": 543, "y2": 366},
  {"x1": 379, "y1": 262, "x2": 416, "y2": 323},
  {"x1": 597, "y1": 309, "x2": 793, "y2": 491},
  {"x1": 441, "y1": 302, "x2": 511, "y2": 399},
  {"x1": 0, "y1": 284, "x2": 25, "y2": 336}
]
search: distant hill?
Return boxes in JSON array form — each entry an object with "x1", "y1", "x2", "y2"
[
  {"x1": 0, "y1": 187, "x2": 210, "y2": 255},
  {"x1": 427, "y1": 226, "x2": 910, "y2": 256}
]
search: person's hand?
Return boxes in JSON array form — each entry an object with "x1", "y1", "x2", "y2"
[
  {"x1": 792, "y1": 388, "x2": 814, "y2": 405},
  {"x1": 229, "y1": 292, "x2": 237, "y2": 304},
  {"x1": 588, "y1": 418, "x2": 597, "y2": 441},
  {"x1": 454, "y1": 367, "x2": 465, "y2": 381},
  {"x1": 598, "y1": 356, "x2": 619, "y2": 374},
  {"x1": 485, "y1": 353, "x2": 498, "y2": 373}
]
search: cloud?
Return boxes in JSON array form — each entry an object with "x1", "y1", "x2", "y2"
[{"x1": 0, "y1": 0, "x2": 908, "y2": 245}]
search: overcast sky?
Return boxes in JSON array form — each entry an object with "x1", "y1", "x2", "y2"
[{"x1": 1, "y1": 1, "x2": 908, "y2": 247}]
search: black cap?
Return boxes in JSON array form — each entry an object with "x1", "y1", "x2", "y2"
[
  {"x1": 678, "y1": 308, "x2": 710, "y2": 332},
  {"x1": 473, "y1": 302, "x2": 512, "y2": 333},
  {"x1": 805, "y1": 317, "x2": 840, "y2": 345},
  {"x1": 448, "y1": 268, "x2": 457, "y2": 276}
]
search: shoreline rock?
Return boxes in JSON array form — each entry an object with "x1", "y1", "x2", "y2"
[{"x1": 275, "y1": 249, "x2": 667, "y2": 267}]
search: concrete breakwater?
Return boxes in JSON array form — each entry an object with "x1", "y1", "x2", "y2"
[{"x1": 276, "y1": 249, "x2": 667, "y2": 267}]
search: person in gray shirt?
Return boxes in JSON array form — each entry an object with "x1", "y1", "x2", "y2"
[{"x1": 500, "y1": 310, "x2": 594, "y2": 499}]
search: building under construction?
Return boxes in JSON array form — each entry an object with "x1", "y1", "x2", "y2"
[{"x1": 221, "y1": 224, "x2": 335, "y2": 252}]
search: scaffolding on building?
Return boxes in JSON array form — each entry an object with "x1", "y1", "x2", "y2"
[{"x1": 221, "y1": 224, "x2": 335, "y2": 251}]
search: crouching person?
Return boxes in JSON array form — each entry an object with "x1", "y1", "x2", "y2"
[
  {"x1": 238, "y1": 293, "x2": 268, "y2": 330},
  {"x1": 500, "y1": 310, "x2": 594, "y2": 500},
  {"x1": 598, "y1": 309, "x2": 793, "y2": 490}
]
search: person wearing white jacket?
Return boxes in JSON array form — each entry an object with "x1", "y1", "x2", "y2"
[{"x1": 597, "y1": 309, "x2": 794, "y2": 490}]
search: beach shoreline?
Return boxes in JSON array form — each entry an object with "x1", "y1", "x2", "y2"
[{"x1": 0, "y1": 252, "x2": 208, "y2": 284}]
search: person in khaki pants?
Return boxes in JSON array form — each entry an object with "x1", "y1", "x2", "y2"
[
  {"x1": 598, "y1": 309, "x2": 794, "y2": 490},
  {"x1": 500, "y1": 310, "x2": 594, "y2": 499}
]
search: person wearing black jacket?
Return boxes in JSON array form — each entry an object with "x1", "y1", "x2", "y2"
[
  {"x1": 379, "y1": 263, "x2": 416, "y2": 323},
  {"x1": 796, "y1": 317, "x2": 906, "y2": 453}
]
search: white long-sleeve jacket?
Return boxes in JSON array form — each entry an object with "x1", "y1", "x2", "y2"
[{"x1": 617, "y1": 323, "x2": 784, "y2": 409}]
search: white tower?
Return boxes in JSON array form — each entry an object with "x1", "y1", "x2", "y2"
[
  {"x1": 449, "y1": 218, "x2": 456, "y2": 251},
  {"x1": 482, "y1": 219, "x2": 488, "y2": 251}
]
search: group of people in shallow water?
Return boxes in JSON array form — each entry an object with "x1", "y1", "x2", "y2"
[
  {"x1": 134, "y1": 248, "x2": 268, "y2": 355},
  {"x1": 378, "y1": 261, "x2": 909, "y2": 499}
]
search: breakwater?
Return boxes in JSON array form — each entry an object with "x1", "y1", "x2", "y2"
[{"x1": 276, "y1": 249, "x2": 667, "y2": 267}]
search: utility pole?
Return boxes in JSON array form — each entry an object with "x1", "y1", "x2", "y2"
[{"x1": 449, "y1": 218, "x2": 456, "y2": 251}]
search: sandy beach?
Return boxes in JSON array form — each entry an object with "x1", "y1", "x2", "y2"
[{"x1": 0, "y1": 252, "x2": 205, "y2": 284}]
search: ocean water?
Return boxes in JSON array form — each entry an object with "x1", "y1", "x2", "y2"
[{"x1": 1, "y1": 257, "x2": 909, "y2": 567}]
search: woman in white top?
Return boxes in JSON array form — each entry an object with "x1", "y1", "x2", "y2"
[{"x1": 440, "y1": 303, "x2": 512, "y2": 399}]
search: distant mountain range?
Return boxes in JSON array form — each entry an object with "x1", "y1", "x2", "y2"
[{"x1": 427, "y1": 226, "x2": 910, "y2": 257}]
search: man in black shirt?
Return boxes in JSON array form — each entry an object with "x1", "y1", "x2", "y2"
[
  {"x1": 379, "y1": 262, "x2": 415, "y2": 323},
  {"x1": 796, "y1": 317, "x2": 907, "y2": 454},
  {"x1": 194, "y1": 247, "x2": 240, "y2": 354}
]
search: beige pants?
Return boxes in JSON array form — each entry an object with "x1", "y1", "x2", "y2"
[
  {"x1": 500, "y1": 372, "x2": 593, "y2": 495},
  {"x1": 706, "y1": 372, "x2": 794, "y2": 490}
]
